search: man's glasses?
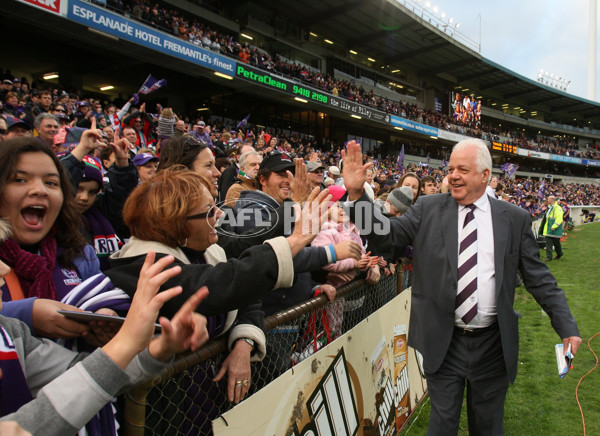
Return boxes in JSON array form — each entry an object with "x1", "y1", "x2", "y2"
[
  {"x1": 187, "y1": 206, "x2": 218, "y2": 220},
  {"x1": 55, "y1": 108, "x2": 66, "y2": 113}
]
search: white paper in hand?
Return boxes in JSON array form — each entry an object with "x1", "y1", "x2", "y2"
[{"x1": 555, "y1": 343, "x2": 573, "y2": 378}]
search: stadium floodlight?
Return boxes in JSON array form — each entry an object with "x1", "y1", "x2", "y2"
[
  {"x1": 294, "y1": 97, "x2": 308, "y2": 103},
  {"x1": 309, "y1": 32, "x2": 318, "y2": 37},
  {"x1": 368, "y1": 57, "x2": 376, "y2": 62},
  {"x1": 99, "y1": 85, "x2": 114, "y2": 91},
  {"x1": 536, "y1": 70, "x2": 570, "y2": 91},
  {"x1": 351, "y1": 115, "x2": 362, "y2": 119},
  {"x1": 349, "y1": 50, "x2": 358, "y2": 54},
  {"x1": 394, "y1": 126, "x2": 404, "y2": 131},
  {"x1": 449, "y1": 17, "x2": 454, "y2": 23},
  {"x1": 241, "y1": 33, "x2": 253, "y2": 40},
  {"x1": 433, "y1": 6, "x2": 438, "y2": 13},
  {"x1": 324, "y1": 39, "x2": 334, "y2": 44},
  {"x1": 441, "y1": 12, "x2": 446, "y2": 18},
  {"x1": 425, "y1": 1, "x2": 431, "y2": 7},
  {"x1": 43, "y1": 73, "x2": 59, "y2": 80}
]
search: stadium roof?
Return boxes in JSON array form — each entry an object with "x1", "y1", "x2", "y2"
[{"x1": 247, "y1": 0, "x2": 600, "y2": 123}]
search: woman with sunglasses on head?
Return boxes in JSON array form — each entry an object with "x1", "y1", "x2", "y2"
[
  {"x1": 159, "y1": 134, "x2": 221, "y2": 198},
  {"x1": 104, "y1": 168, "x2": 331, "y2": 431}
]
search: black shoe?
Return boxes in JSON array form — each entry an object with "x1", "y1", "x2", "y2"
[
  {"x1": 545, "y1": 258, "x2": 552, "y2": 262},
  {"x1": 556, "y1": 255, "x2": 562, "y2": 260}
]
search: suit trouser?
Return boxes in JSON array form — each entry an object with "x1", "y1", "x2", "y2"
[{"x1": 425, "y1": 325, "x2": 509, "y2": 436}]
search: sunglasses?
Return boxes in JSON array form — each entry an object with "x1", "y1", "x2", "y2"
[
  {"x1": 183, "y1": 135, "x2": 208, "y2": 151},
  {"x1": 187, "y1": 206, "x2": 218, "y2": 220},
  {"x1": 55, "y1": 109, "x2": 66, "y2": 112}
]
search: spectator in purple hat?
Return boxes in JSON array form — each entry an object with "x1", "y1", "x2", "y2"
[
  {"x1": 133, "y1": 151, "x2": 159, "y2": 184},
  {"x1": 74, "y1": 101, "x2": 93, "y2": 127},
  {"x1": 191, "y1": 120, "x2": 213, "y2": 147}
]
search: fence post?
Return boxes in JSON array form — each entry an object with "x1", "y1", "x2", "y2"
[{"x1": 122, "y1": 380, "x2": 154, "y2": 436}]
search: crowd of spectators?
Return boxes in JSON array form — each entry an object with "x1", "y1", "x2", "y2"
[
  {"x1": 2, "y1": 59, "x2": 600, "y2": 434},
  {"x1": 93, "y1": 0, "x2": 600, "y2": 161}
]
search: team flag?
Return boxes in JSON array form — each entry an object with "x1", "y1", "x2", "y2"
[
  {"x1": 131, "y1": 74, "x2": 168, "y2": 104},
  {"x1": 237, "y1": 114, "x2": 250, "y2": 129},
  {"x1": 138, "y1": 74, "x2": 168, "y2": 95},
  {"x1": 397, "y1": 145, "x2": 405, "y2": 172},
  {"x1": 537, "y1": 179, "x2": 546, "y2": 200}
]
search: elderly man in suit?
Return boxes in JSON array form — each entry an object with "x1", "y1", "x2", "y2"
[{"x1": 341, "y1": 139, "x2": 581, "y2": 435}]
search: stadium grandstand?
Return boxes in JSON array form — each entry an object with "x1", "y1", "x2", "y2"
[{"x1": 0, "y1": 0, "x2": 598, "y2": 434}]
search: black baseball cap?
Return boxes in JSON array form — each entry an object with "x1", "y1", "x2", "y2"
[{"x1": 259, "y1": 151, "x2": 294, "y2": 172}]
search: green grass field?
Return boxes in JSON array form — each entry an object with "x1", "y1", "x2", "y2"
[{"x1": 402, "y1": 222, "x2": 600, "y2": 435}]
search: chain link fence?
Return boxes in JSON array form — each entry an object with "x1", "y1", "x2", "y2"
[{"x1": 122, "y1": 271, "x2": 403, "y2": 436}]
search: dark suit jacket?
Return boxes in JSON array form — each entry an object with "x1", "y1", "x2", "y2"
[{"x1": 349, "y1": 192, "x2": 579, "y2": 381}]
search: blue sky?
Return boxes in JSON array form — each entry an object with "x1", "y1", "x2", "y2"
[{"x1": 410, "y1": 0, "x2": 597, "y2": 101}]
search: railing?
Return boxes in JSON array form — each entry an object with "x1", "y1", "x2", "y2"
[{"x1": 122, "y1": 272, "x2": 402, "y2": 435}]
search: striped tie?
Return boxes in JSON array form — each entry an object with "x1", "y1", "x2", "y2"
[{"x1": 456, "y1": 204, "x2": 478, "y2": 324}]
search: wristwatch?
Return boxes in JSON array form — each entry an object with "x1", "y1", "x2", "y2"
[{"x1": 236, "y1": 337, "x2": 255, "y2": 350}]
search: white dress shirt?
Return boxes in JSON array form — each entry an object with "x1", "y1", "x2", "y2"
[{"x1": 455, "y1": 193, "x2": 497, "y2": 328}]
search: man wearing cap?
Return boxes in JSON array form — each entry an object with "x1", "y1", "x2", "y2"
[
  {"x1": 74, "y1": 101, "x2": 93, "y2": 127},
  {"x1": 3, "y1": 115, "x2": 32, "y2": 139},
  {"x1": 133, "y1": 152, "x2": 159, "y2": 184},
  {"x1": 0, "y1": 79, "x2": 13, "y2": 101},
  {"x1": 307, "y1": 162, "x2": 326, "y2": 190},
  {"x1": 33, "y1": 113, "x2": 59, "y2": 147},
  {"x1": 232, "y1": 151, "x2": 297, "y2": 234},
  {"x1": 224, "y1": 150, "x2": 262, "y2": 205},
  {"x1": 191, "y1": 121, "x2": 213, "y2": 147},
  {"x1": 328, "y1": 165, "x2": 343, "y2": 186}
]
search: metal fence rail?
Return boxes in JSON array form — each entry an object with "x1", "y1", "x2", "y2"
[{"x1": 122, "y1": 272, "x2": 401, "y2": 435}]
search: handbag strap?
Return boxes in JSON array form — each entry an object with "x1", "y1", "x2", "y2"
[{"x1": 4, "y1": 269, "x2": 25, "y2": 301}]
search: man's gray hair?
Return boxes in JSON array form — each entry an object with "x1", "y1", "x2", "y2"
[
  {"x1": 452, "y1": 138, "x2": 492, "y2": 182},
  {"x1": 34, "y1": 113, "x2": 58, "y2": 129},
  {"x1": 239, "y1": 150, "x2": 261, "y2": 169}
]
